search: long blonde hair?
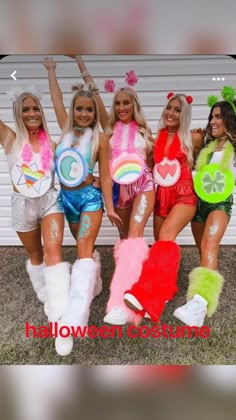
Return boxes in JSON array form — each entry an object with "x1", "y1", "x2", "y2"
[
  {"x1": 7, "y1": 93, "x2": 51, "y2": 163},
  {"x1": 60, "y1": 83, "x2": 100, "y2": 166},
  {"x1": 106, "y1": 86, "x2": 153, "y2": 151},
  {"x1": 157, "y1": 94, "x2": 193, "y2": 166}
]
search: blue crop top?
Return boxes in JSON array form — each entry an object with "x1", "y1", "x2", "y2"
[{"x1": 56, "y1": 128, "x2": 95, "y2": 174}]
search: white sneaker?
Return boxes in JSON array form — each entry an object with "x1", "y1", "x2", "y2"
[
  {"x1": 103, "y1": 306, "x2": 129, "y2": 325},
  {"x1": 124, "y1": 293, "x2": 143, "y2": 311},
  {"x1": 55, "y1": 336, "x2": 73, "y2": 356},
  {"x1": 173, "y1": 294, "x2": 208, "y2": 327},
  {"x1": 124, "y1": 293, "x2": 152, "y2": 319}
]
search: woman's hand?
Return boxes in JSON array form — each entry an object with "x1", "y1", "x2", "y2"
[
  {"x1": 41, "y1": 57, "x2": 57, "y2": 70},
  {"x1": 107, "y1": 210, "x2": 123, "y2": 228},
  {"x1": 93, "y1": 176, "x2": 101, "y2": 188}
]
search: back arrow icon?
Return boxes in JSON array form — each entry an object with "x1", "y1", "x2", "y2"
[{"x1": 11, "y1": 70, "x2": 17, "y2": 81}]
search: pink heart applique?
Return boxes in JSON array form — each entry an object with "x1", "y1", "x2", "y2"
[{"x1": 157, "y1": 163, "x2": 177, "y2": 179}]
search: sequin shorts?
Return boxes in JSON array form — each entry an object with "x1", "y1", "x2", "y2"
[
  {"x1": 11, "y1": 187, "x2": 64, "y2": 232},
  {"x1": 115, "y1": 166, "x2": 155, "y2": 209},
  {"x1": 154, "y1": 180, "x2": 197, "y2": 217},
  {"x1": 192, "y1": 194, "x2": 234, "y2": 223}
]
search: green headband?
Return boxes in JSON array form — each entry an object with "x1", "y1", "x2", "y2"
[{"x1": 207, "y1": 86, "x2": 236, "y2": 115}]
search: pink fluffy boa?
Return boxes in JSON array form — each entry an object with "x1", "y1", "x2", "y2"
[
  {"x1": 111, "y1": 120, "x2": 142, "y2": 159},
  {"x1": 21, "y1": 129, "x2": 53, "y2": 171}
]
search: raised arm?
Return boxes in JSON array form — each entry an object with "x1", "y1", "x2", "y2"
[
  {"x1": 191, "y1": 128, "x2": 205, "y2": 165},
  {"x1": 0, "y1": 119, "x2": 15, "y2": 150},
  {"x1": 73, "y1": 55, "x2": 109, "y2": 131},
  {"x1": 41, "y1": 57, "x2": 68, "y2": 130},
  {"x1": 98, "y1": 133, "x2": 122, "y2": 227}
]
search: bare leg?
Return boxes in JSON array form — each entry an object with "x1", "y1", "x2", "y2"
[
  {"x1": 159, "y1": 204, "x2": 196, "y2": 241},
  {"x1": 200, "y1": 210, "x2": 229, "y2": 270},
  {"x1": 128, "y1": 190, "x2": 155, "y2": 238},
  {"x1": 17, "y1": 228, "x2": 43, "y2": 264}
]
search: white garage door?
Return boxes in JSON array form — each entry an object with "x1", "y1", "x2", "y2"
[{"x1": 0, "y1": 54, "x2": 236, "y2": 245}]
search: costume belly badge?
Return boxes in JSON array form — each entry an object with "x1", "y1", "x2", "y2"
[
  {"x1": 56, "y1": 148, "x2": 87, "y2": 187},
  {"x1": 194, "y1": 163, "x2": 234, "y2": 203},
  {"x1": 110, "y1": 152, "x2": 145, "y2": 184},
  {"x1": 11, "y1": 160, "x2": 52, "y2": 198},
  {"x1": 153, "y1": 157, "x2": 181, "y2": 186}
]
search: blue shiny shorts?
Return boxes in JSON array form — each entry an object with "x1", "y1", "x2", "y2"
[{"x1": 59, "y1": 184, "x2": 104, "y2": 224}]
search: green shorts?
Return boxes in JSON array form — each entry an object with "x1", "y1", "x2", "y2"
[{"x1": 193, "y1": 194, "x2": 234, "y2": 223}]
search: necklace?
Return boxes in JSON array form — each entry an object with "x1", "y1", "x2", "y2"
[
  {"x1": 74, "y1": 126, "x2": 85, "y2": 133},
  {"x1": 167, "y1": 131, "x2": 176, "y2": 135},
  {"x1": 29, "y1": 129, "x2": 40, "y2": 135}
]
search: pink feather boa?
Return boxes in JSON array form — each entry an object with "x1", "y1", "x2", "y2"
[
  {"x1": 111, "y1": 120, "x2": 140, "y2": 159},
  {"x1": 21, "y1": 129, "x2": 53, "y2": 171}
]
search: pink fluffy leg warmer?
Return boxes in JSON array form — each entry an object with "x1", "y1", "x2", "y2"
[{"x1": 106, "y1": 237, "x2": 149, "y2": 324}]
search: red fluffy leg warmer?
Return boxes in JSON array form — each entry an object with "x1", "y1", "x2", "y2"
[
  {"x1": 126, "y1": 240, "x2": 181, "y2": 322},
  {"x1": 106, "y1": 237, "x2": 149, "y2": 324}
]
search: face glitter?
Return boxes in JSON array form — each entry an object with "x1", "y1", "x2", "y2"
[{"x1": 134, "y1": 194, "x2": 147, "y2": 224}]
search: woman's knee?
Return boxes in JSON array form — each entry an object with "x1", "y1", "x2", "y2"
[
  {"x1": 158, "y1": 225, "x2": 176, "y2": 241},
  {"x1": 44, "y1": 244, "x2": 62, "y2": 265},
  {"x1": 77, "y1": 237, "x2": 95, "y2": 257}
]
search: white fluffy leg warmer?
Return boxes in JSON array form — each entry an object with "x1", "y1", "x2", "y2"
[
  {"x1": 43, "y1": 262, "x2": 71, "y2": 322},
  {"x1": 62, "y1": 258, "x2": 97, "y2": 328},
  {"x1": 26, "y1": 260, "x2": 47, "y2": 304}
]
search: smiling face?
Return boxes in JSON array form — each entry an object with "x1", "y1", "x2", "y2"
[
  {"x1": 114, "y1": 92, "x2": 134, "y2": 124},
  {"x1": 210, "y1": 106, "x2": 227, "y2": 138},
  {"x1": 73, "y1": 96, "x2": 96, "y2": 128},
  {"x1": 22, "y1": 97, "x2": 42, "y2": 132},
  {"x1": 164, "y1": 98, "x2": 182, "y2": 132}
]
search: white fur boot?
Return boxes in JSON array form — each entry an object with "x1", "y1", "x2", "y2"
[
  {"x1": 26, "y1": 260, "x2": 47, "y2": 304},
  {"x1": 93, "y1": 250, "x2": 103, "y2": 298},
  {"x1": 55, "y1": 258, "x2": 97, "y2": 356},
  {"x1": 43, "y1": 262, "x2": 70, "y2": 322}
]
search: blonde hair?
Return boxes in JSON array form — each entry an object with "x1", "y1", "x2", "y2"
[
  {"x1": 6, "y1": 92, "x2": 51, "y2": 163},
  {"x1": 106, "y1": 87, "x2": 153, "y2": 151},
  {"x1": 60, "y1": 83, "x2": 100, "y2": 165},
  {"x1": 157, "y1": 94, "x2": 193, "y2": 166}
]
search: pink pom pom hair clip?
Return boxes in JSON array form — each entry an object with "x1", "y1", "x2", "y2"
[
  {"x1": 104, "y1": 70, "x2": 139, "y2": 93},
  {"x1": 167, "y1": 92, "x2": 193, "y2": 104}
]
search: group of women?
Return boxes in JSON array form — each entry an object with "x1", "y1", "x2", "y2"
[{"x1": 1, "y1": 56, "x2": 235, "y2": 356}]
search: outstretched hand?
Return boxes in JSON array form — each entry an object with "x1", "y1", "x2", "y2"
[{"x1": 41, "y1": 57, "x2": 57, "y2": 70}]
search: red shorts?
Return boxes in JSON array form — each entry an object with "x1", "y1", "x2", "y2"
[{"x1": 154, "y1": 180, "x2": 197, "y2": 218}]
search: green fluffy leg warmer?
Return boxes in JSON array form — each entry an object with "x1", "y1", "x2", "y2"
[{"x1": 187, "y1": 267, "x2": 224, "y2": 317}]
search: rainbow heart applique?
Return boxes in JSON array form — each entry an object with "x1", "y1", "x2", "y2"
[
  {"x1": 156, "y1": 163, "x2": 177, "y2": 179},
  {"x1": 21, "y1": 164, "x2": 45, "y2": 188}
]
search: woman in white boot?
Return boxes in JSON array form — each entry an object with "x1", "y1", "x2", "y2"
[
  {"x1": 73, "y1": 55, "x2": 155, "y2": 326},
  {"x1": 42, "y1": 58, "x2": 121, "y2": 355},
  {"x1": 0, "y1": 87, "x2": 70, "y2": 326},
  {"x1": 174, "y1": 88, "x2": 236, "y2": 327}
]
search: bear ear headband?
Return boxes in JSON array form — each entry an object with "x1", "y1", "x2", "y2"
[
  {"x1": 207, "y1": 86, "x2": 236, "y2": 115},
  {"x1": 6, "y1": 84, "x2": 43, "y2": 102},
  {"x1": 104, "y1": 70, "x2": 138, "y2": 93},
  {"x1": 167, "y1": 92, "x2": 193, "y2": 104}
]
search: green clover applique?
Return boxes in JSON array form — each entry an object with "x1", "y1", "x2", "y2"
[{"x1": 202, "y1": 171, "x2": 226, "y2": 194}]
